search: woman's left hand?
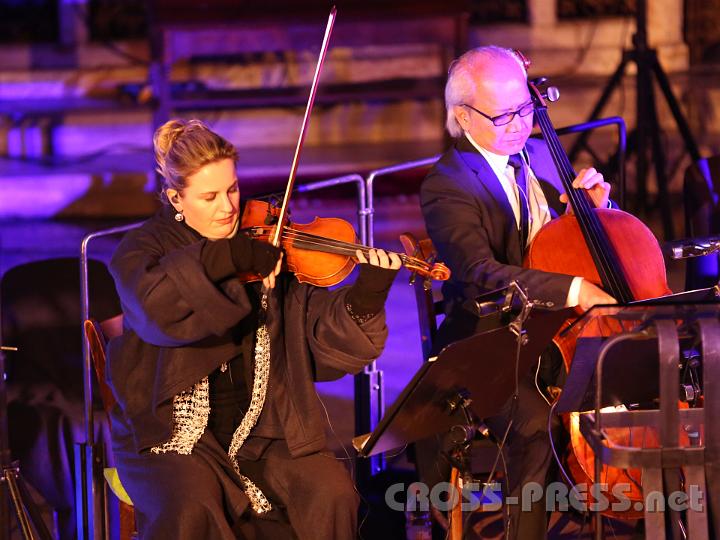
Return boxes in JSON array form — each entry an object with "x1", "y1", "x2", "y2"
[{"x1": 356, "y1": 248, "x2": 402, "y2": 270}]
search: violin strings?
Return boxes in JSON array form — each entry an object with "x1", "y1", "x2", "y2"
[
  {"x1": 280, "y1": 229, "x2": 384, "y2": 255},
  {"x1": 245, "y1": 219, "x2": 443, "y2": 276},
  {"x1": 283, "y1": 234, "x2": 412, "y2": 266},
  {"x1": 283, "y1": 229, "x2": 445, "y2": 276},
  {"x1": 280, "y1": 228, "x2": 389, "y2": 257},
  {"x1": 276, "y1": 228, "x2": 418, "y2": 267},
  {"x1": 247, "y1": 225, "x2": 365, "y2": 255}
]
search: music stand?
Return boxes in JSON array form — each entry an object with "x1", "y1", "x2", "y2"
[
  {"x1": 556, "y1": 303, "x2": 719, "y2": 540},
  {"x1": 556, "y1": 287, "x2": 720, "y2": 415},
  {"x1": 353, "y1": 306, "x2": 573, "y2": 458}
]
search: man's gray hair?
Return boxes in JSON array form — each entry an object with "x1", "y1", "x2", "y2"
[{"x1": 444, "y1": 46, "x2": 527, "y2": 138}]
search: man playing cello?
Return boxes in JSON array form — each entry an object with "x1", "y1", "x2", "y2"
[{"x1": 418, "y1": 45, "x2": 617, "y2": 539}]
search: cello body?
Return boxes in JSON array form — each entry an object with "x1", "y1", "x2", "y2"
[
  {"x1": 524, "y1": 209, "x2": 670, "y2": 306},
  {"x1": 524, "y1": 209, "x2": 671, "y2": 520}
]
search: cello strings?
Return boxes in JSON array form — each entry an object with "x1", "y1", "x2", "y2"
[
  {"x1": 552, "y1": 124, "x2": 634, "y2": 302},
  {"x1": 536, "y1": 109, "x2": 633, "y2": 302},
  {"x1": 538, "y1": 110, "x2": 612, "y2": 272},
  {"x1": 537, "y1": 110, "x2": 601, "y2": 233}
]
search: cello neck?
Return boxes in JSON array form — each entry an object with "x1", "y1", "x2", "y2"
[{"x1": 529, "y1": 82, "x2": 635, "y2": 303}]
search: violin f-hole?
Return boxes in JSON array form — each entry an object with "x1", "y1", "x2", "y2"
[{"x1": 263, "y1": 206, "x2": 279, "y2": 225}]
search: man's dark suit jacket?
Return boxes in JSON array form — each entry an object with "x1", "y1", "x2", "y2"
[{"x1": 421, "y1": 134, "x2": 575, "y2": 350}]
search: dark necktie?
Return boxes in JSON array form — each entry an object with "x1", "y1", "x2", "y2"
[{"x1": 507, "y1": 153, "x2": 530, "y2": 249}]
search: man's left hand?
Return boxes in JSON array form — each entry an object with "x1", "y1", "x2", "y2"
[{"x1": 559, "y1": 167, "x2": 611, "y2": 210}]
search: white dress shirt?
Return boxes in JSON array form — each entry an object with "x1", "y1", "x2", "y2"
[{"x1": 465, "y1": 132, "x2": 583, "y2": 307}]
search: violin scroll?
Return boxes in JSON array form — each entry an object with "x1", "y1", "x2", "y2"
[
  {"x1": 402, "y1": 256, "x2": 451, "y2": 282},
  {"x1": 399, "y1": 232, "x2": 451, "y2": 283}
]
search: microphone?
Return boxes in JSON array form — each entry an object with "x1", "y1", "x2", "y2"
[
  {"x1": 664, "y1": 235, "x2": 720, "y2": 259},
  {"x1": 462, "y1": 281, "x2": 530, "y2": 318}
]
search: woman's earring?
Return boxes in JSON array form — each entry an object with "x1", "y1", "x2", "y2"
[{"x1": 174, "y1": 210, "x2": 184, "y2": 222}]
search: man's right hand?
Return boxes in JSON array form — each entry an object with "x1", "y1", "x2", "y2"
[{"x1": 578, "y1": 280, "x2": 617, "y2": 311}]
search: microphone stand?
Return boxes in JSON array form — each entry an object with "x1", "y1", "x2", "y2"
[
  {"x1": 665, "y1": 235, "x2": 720, "y2": 259},
  {"x1": 567, "y1": 0, "x2": 701, "y2": 240}
]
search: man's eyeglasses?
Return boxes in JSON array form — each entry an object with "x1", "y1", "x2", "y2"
[{"x1": 462, "y1": 101, "x2": 534, "y2": 127}]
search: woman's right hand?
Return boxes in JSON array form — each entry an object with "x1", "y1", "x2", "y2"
[
  {"x1": 229, "y1": 233, "x2": 282, "y2": 280},
  {"x1": 262, "y1": 252, "x2": 283, "y2": 289}
]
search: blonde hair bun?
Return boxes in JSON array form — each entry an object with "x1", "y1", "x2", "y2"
[{"x1": 152, "y1": 118, "x2": 238, "y2": 202}]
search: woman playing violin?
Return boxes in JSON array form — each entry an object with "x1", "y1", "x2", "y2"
[{"x1": 107, "y1": 118, "x2": 401, "y2": 539}]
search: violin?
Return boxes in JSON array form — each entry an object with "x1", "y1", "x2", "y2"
[
  {"x1": 233, "y1": 8, "x2": 445, "y2": 289},
  {"x1": 238, "y1": 199, "x2": 451, "y2": 287}
]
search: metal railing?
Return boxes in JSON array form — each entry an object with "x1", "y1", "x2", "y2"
[
  {"x1": 364, "y1": 156, "x2": 440, "y2": 247},
  {"x1": 78, "y1": 221, "x2": 143, "y2": 540}
]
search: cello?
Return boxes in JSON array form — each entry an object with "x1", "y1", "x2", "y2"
[{"x1": 523, "y1": 76, "x2": 675, "y2": 520}]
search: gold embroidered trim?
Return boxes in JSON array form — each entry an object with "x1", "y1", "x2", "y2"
[
  {"x1": 150, "y1": 377, "x2": 210, "y2": 455},
  {"x1": 149, "y1": 293, "x2": 273, "y2": 513},
  {"x1": 229, "y1": 292, "x2": 272, "y2": 513}
]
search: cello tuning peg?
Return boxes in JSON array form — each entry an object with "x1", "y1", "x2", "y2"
[
  {"x1": 546, "y1": 86, "x2": 560, "y2": 102},
  {"x1": 530, "y1": 76, "x2": 548, "y2": 87}
]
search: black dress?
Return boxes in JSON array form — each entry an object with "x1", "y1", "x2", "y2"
[{"x1": 107, "y1": 207, "x2": 389, "y2": 539}]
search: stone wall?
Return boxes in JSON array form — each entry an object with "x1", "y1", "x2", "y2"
[{"x1": 1, "y1": 0, "x2": 718, "y2": 221}]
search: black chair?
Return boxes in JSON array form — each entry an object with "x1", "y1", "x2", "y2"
[
  {"x1": 683, "y1": 156, "x2": 720, "y2": 290},
  {"x1": 1, "y1": 257, "x2": 120, "y2": 540},
  {"x1": 399, "y1": 233, "x2": 501, "y2": 538},
  {"x1": 399, "y1": 233, "x2": 445, "y2": 362}
]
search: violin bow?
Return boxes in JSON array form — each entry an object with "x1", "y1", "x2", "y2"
[{"x1": 270, "y1": 6, "x2": 337, "y2": 247}]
